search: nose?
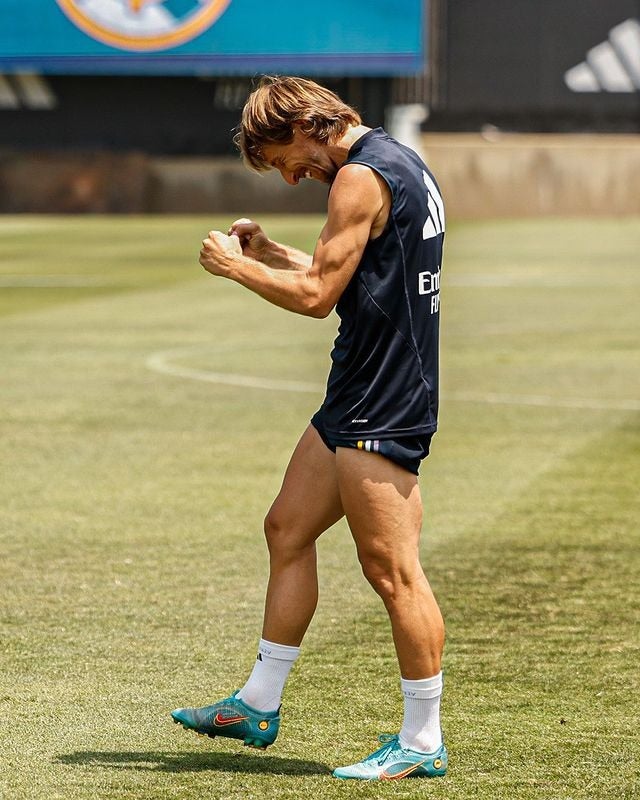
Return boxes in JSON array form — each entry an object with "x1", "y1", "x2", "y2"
[{"x1": 279, "y1": 168, "x2": 299, "y2": 186}]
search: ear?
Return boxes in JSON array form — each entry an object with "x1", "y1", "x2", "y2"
[{"x1": 290, "y1": 123, "x2": 308, "y2": 142}]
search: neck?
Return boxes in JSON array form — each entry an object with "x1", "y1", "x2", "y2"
[{"x1": 329, "y1": 125, "x2": 372, "y2": 168}]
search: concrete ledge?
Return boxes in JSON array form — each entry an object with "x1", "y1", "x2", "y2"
[
  {"x1": 1, "y1": 135, "x2": 639, "y2": 216},
  {"x1": 0, "y1": 151, "x2": 150, "y2": 213},
  {"x1": 420, "y1": 133, "x2": 640, "y2": 218},
  {"x1": 147, "y1": 157, "x2": 327, "y2": 213},
  {"x1": 0, "y1": 152, "x2": 327, "y2": 214}
]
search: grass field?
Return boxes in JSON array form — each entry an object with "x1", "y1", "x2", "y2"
[{"x1": 1, "y1": 215, "x2": 639, "y2": 800}]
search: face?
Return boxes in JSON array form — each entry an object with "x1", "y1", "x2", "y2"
[{"x1": 261, "y1": 129, "x2": 338, "y2": 186}]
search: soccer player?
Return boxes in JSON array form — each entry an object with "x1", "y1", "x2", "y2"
[{"x1": 172, "y1": 76, "x2": 447, "y2": 781}]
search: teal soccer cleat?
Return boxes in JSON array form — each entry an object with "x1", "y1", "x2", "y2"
[
  {"x1": 171, "y1": 691, "x2": 280, "y2": 750},
  {"x1": 333, "y1": 734, "x2": 448, "y2": 780}
]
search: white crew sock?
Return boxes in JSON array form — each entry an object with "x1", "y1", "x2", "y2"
[
  {"x1": 398, "y1": 672, "x2": 444, "y2": 753},
  {"x1": 236, "y1": 639, "x2": 300, "y2": 712}
]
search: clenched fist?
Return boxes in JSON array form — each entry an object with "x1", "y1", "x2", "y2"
[
  {"x1": 199, "y1": 230, "x2": 243, "y2": 277},
  {"x1": 228, "y1": 218, "x2": 271, "y2": 262}
]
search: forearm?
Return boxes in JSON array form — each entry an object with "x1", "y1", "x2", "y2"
[
  {"x1": 262, "y1": 241, "x2": 313, "y2": 271},
  {"x1": 226, "y1": 253, "x2": 326, "y2": 317}
]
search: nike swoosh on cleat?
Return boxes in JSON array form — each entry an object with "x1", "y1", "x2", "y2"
[
  {"x1": 213, "y1": 712, "x2": 248, "y2": 727},
  {"x1": 380, "y1": 759, "x2": 428, "y2": 780}
]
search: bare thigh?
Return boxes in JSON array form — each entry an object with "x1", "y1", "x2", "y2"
[
  {"x1": 335, "y1": 447, "x2": 444, "y2": 677},
  {"x1": 265, "y1": 424, "x2": 344, "y2": 550},
  {"x1": 261, "y1": 425, "x2": 345, "y2": 643},
  {"x1": 335, "y1": 446, "x2": 423, "y2": 583}
]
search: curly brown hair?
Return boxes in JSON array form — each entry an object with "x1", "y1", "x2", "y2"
[{"x1": 235, "y1": 76, "x2": 361, "y2": 172}]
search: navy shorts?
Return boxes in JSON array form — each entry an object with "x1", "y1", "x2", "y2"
[{"x1": 311, "y1": 408, "x2": 434, "y2": 476}]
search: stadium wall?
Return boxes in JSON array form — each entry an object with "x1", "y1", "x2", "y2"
[
  {"x1": 419, "y1": 134, "x2": 640, "y2": 218},
  {"x1": 2, "y1": 135, "x2": 639, "y2": 216}
]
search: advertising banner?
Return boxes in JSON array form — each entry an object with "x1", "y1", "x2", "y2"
[{"x1": 0, "y1": 0, "x2": 424, "y2": 75}]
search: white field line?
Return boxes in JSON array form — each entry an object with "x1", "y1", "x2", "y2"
[
  {"x1": 146, "y1": 349, "x2": 323, "y2": 394},
  {"x1": 146, "y1": 347, "x2": 640, "y2": 411},
  {"x1": 0, "y1": 275, "x2": 114, "y2": 287},
  {"x1": 451, "y1": 390, "x2": 640, "y2": 412},
  {"x1": 445, "y1": 274, "x2": 640, "y2": 288}
]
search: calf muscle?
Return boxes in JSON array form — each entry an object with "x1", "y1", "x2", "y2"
[{"x1": 335, "y1": 447, "x2": 444, "y2": 678}]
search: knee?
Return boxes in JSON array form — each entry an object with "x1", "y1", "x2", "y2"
[
  {"x1": 263, "y1": 505, "x2": 308, "y2": 561},
  {"x1": 263, "y1": 506, "x2": 287, "y2": 553},
  {"x1": 358, "y1": 552, "x2": 396, "y2": 602},
  {"x1": 358, "y1": 550, "x2": 419, "y2": 605}
]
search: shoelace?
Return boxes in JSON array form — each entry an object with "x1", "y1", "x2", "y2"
[{"x1": 374, "y1": 734, "x2": 402, "y2": 766}]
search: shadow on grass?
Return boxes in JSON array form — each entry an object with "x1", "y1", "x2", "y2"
[{"x1": 54, "y1": 750, "x2": 330, "y2": 776}]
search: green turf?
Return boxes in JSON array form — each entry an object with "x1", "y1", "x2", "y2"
[{"x1": 1, "y1": 215, "x2": 639, "y2": 799}]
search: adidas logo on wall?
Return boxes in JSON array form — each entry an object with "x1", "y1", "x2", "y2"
[
  {"x1": 565, "y1": 18, "x2": 640, "y2": 92},
  {"x1": 0, "y1": 72, "x2": 57, "y2": 109}
]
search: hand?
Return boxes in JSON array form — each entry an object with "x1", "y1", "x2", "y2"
[
  {"x1": 228, "y1": 218, "x2": 270, "y2": 261},
  {"x1": 199, "y1": 230, "x2": 242, "y2": 277}
]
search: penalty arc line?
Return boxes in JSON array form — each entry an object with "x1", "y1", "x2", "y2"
[{"x1": 145, "y1": 348, "x2": 640, "y2": 412}]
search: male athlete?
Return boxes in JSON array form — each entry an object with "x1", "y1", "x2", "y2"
[{"x1": 171, "y1": 76, "x2": 447, "y2": 781}]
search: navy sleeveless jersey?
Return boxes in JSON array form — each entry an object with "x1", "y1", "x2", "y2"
[{"x1": 321, "y1": 128, "x2": 445, "y2": 439}]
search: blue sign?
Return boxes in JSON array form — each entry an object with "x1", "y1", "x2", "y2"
[{"x1": 0, "y1": 0, "x2": 424, "y2": 75}]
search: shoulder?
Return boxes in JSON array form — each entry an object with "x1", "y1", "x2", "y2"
[
  {"x1": 326, "y1": 163, "x2": 391, "y2": 241},
  {"x1": 329, "y1": 163, "x2": 391, "y2": 216},
  {"x1": 333, "y1": 161, "x2": 381, "y2": 189}
]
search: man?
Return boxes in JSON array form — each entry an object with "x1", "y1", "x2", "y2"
[{"x1": 171, "y1": 75, "x2": 447, "y2": 781}]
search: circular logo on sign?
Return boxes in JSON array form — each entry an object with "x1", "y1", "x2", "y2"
[{"x1": 56, "y1": 0, "x2": 231, "y2": 52}]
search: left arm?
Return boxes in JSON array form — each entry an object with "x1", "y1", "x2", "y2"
[
  {"x1": 226, "y1": 218, "x2": 313, "y2": 271},
  {"x1": 199, "y1": 164, "x2": 389, "y2": 318}
]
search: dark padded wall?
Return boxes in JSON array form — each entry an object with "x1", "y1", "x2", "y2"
[
  {"x1": 0, "y1": 76, "x2": 391, "y2": 154},
  {"x1": 431, "y1": 0, "x2": 640, "y2": 130}
]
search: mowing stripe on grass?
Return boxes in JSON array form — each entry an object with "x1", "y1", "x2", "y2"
[
  {"x1": 446, "y1": 273, "x2": 640, "y2": 288},
  {"x1": 451, "y1": 390, "x2": 640, "y2": 412},
  {"x1": 0, "y1": 275, "x2": 116, "y2": 287}
]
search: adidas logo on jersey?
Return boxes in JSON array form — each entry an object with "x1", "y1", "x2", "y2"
[{"x1": 422, "y1": 170, "x2": 445, "y2": 241}]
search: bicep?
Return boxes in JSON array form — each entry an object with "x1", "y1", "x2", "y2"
[{"x1": 309, "y1": 165, "x2": 386, "y2": 311}]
